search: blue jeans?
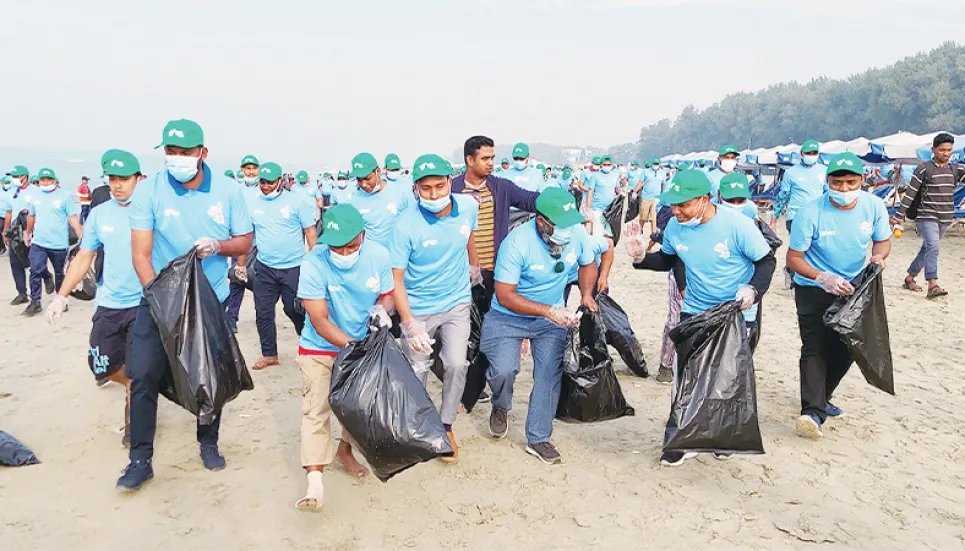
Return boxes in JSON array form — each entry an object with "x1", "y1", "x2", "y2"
[
  {"x1": 224, "y1": 257, "x2": 246, "y2": 328},
  {"x1": 480, "y1": 309, "x2": 567, "y2": 445},
  {"x1": 253, "y1": 261, "x2": 304, "y2": 357},
  {"x1": 908, "y1": 220, "x2": 951, "y2": 281},
  {"x1": 28, "y1": 244, "x2": 63, "y2": 302}
]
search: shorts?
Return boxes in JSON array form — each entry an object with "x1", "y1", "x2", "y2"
[
  {"x1": 638, "y1": 198, "x2": 658, "y2": 224},
  {"x1": 88, "y1": 306, "x2": 137, "y2": 380}
]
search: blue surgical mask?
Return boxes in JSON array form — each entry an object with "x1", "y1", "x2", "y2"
[
  {"x1": 828, "y1": 189, "x2": 859, "y2": 206},
  {"x1": 601, "y1": 166, "x2": 613, "y2": 174},
  {"x1": 720, "y1": 200, "x2": 743, "y2": 210},
  {"x1": 802, "y1": 155, "x2": 818, "y2": 166},
  {"x1": 165, "y1": 155, "x2": 200, "y2": 182},
  {"x1": 337, "y1": 180, "x2": 348, "y2": 189},
  {"x1": 263, "y1": 189, "x2": 282, "y2": 200},
  {"x1": 116, "y1": 198, "x2": 132, "y2": 206},
  {"x1": 39, "y1": 184, "x2": 57, "y2": 193},
  {"x1": 244, "y1": 176, "x2": 260, "y2": 186},
  {"x1": 419, "y1": 194, "x2": 451, "y2": 213},
  {"x1": 514, "y1": 160, "x2": 527, "y2": 170},
  {"x1": 679, "y1": 200, "x2": 708, "y2": 227},
  {"x1": 548, "y1": 225, "x2": 573, "y2": 246},
  {"x1": 386, "y1": 170, "x2": 400, "y2": 181},
  {"x1": 330, "y1": 249, "x2": 360, "y2": 270}
]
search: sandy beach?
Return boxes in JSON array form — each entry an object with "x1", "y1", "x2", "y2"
[{"x1": 2, "y1": 226, "x2": 964, "y2": 551}]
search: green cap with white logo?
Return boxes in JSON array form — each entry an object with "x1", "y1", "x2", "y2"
[
  {"x1": 240, "y1": 155, "x2": 260, "y2": 167},
  {"x1": 259, "y1": 162, "x2": 282, "y2": 181},
  {"x1": 826, "y1": 152, "x2": 864, "y2": 176},
  {"x1": 385, "y1": 153, "x2": 402, "y2": 170},
  {"x1": 318, "y1": 204, "x2": 366, "y2": 247},
  {"x1": 500, "y1": 158, "x2": 509, "y2": 164},
  {"x1": 103, "y1": 150, "x2": 141, "y2": 177},
  {"x1": 38, "y1": 167, "x2": 57, "y2": 180},
  {"x1": 412, "y1": 154, "x2": 451, "y2": 182},
  {"x1": 349, "y1": 152, "x2": 379, "y2": 179},
  {"x1": 296, "y1": 170, "x2": 310, "y2": 183},
  {"x1": 600, "y1": 155, "x2": 613, "y2": 164},
  {"x1": 718, "y1": 144, "x2": 739, "y2": 157},
  {"x1": 659, "y1": 169, "x2": 712, "y2": 205},
  {"x1": 512, "y1": 142, "x2": 529, "y2": 159},
  {"x1": 6, "y1": 165, "x2": 28, "y2": 177},
  {"x1": 719, "y1": 173, "x2": 751, "y2": 200},
  {"x1": 337, "y1": 171, "x2": 348, "y2": 180},
  {"x1": 801, "y1": 139, "x2": 820, "y2": 154},
  {"x1": 536, "y1": 187, "x2": 586, "y2": 228},
  {"x1": 157, "y1": 119, "x2": 204, "y2": 149},
  {"x1": 224, "y1": 169, "x2": 234, "y2": 177}
]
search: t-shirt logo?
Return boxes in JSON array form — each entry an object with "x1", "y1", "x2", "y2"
[
  {"x1": 253, "y1": 209, "x2": 264, "y2": 216},
  {"x1": 529, "y1": 264, "x2": 545, "y2": 271},
  {"x1": 860, "y1": 221, "x2": 873, "y2": 235},
  {"x1": 422, "y1": 239, "x2": 438, "y2": 248},
  {"x1": 565, "y1": 250, "x2": 577, "y2": 264},
  {"x1": 328, "y1": 284, "x2": 342, "y2": 292},
  {"x1": 280, "y1": 205, "x2": 291, "y2": 220},
  {"x1": 365, "y1": 276, "x2": 379, "y2": 291},
  {"x1": 164, "y1": 208, "x2": 181, "y2": 218},
  {"x1": 459, "y1": 223, "x2": 471, "y2": 237},
  {"x1": 358, "y1": 208, "x2": 371, "y2": 214},
  {"x1": 676, "y1": 242, "x2": 690, "y2": 252},
  {"x1": 52, "y1": 200, "x2": 62, "y2": 208},
  {"x1": 101, "y1": 225, "x2": 115, "y2": 233},
  {"x1": 714, "y1": 240, "x2": 730, "y2": 259},
  {"x1": 386, "y1": 202, "x2": 398, "y2": 215},
  {"x1": 208, "y1": 202, "x2": 225, "y2": 225},
  {"x1": 820, "y1": 229, "x2": 836, "y2": 237}
]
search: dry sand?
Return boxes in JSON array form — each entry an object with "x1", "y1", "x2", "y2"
[{"x1": 2, "y1": 227, "x2": 965, "y2": 551}]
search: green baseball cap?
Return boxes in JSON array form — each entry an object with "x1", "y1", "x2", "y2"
[
  {"x1": 385, "y1": 153, "x2": 402, "y2": 170},
  {"x1": 318, "y1": 204, "x2": 366, "y2": 247},
  {"x1": 323, "y1": 172, "x2": 333, "y2": 178},
  {"x1": 240, "y1": 154, "x2": 260, "y2": 167},
  {"x1": 659, "y1": 170, "x2": 712, "y2": 205},
  {"x1": 535, "y1": 187, "x2": 586, "y2": 228},
  {"x1": 591, "y1": 156, "x2": 602, "y2": 165},
  {"x1": 296, "y1": 170, "x2": 310, "y2": 183},
  {"x1": 536, "y1": 163, "x2": 546, "y2": 171},
  {"x1": 157, "y1": 119, "x2": 204, "y2": 149},
  {"x1": 511, "y1": 142, "x2": 530, "y2": 159},
  {"x1": 103, "y1": 150, "x2": 141, "y2": 177},
  {"x1": 224, "y1": 169, "x2": 234, "y2": 177},
  {"x1": 1, "y1": 176, "x2": 10, "y2": 184},
  {"x1": 337, "y1": 171, "x2": 348, "y2": 179},
  {"x1": 259, "y1": 162, "x2": 282, "y2": 181},
  {"x1": 801, "y1": 140, "x2": 820, "y2": 154},
  {"x1": 562, "y1": 168, "x2": 573, "y2": 178},
  {"x1": 37, "y1": 167, "x2": 57, "y2": 180},
  {"x1": 349, "y1": 152, "x2": 379, "y2": 179},
  {"x1": 826, "y1": 152, "x2": 864, "y2": 176},
  {"x1": 412, "y1": 154, "x2": 451, "y2": 182},
  {"x1": 235, "y1": 170, "x2": 244, "y2": 178},
  {"x1": 30, "y1": 175, "x2": 38, "y2": 184},
  {"x1": 718, "y1": 144, "x2": 739, "y2": 157},
  {"x1": 719, "y1": 173, "x2": 751, "y2": 200},
  {"x1": 6, "y1": 165, "x2": 28, "y2": 177},
  {"x1": 630, "y1": 160, "x2": 639, "y2": 167},
  {"x1": 600, "y1": 155, "x2": 613, "y2": 164},
  {"x1": 500, "y1": 157, "x2": 510, "y2": 164}
]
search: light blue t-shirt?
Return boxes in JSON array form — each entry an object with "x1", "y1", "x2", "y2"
[
  {"x1": 721, "y1": 200, "x2": 759, "y2": 219},
  {"x1": 319, "y1": 178, "x2": 335, "y2": 197},
  {"x1": 386, "y1": 173, "x2": 413, "y2": 191},
  {"x1": 567, "y1": 224, "x2": 609, "y2": 283},
  {"x1": 390, "y1": 195, "x2": 478, "y2": 317},
  {"x1": 129, "y1": 164, "x2": 254, "y2": 302},
  {"x1": 350, "y1": 182, "x2": 412, "y2": 246},
  {"x1": 500, "y1": 166, "x2": 544, "y2": 193},
  {"x1": 589, "y1": 170, "x2": 622, "y2": 211},
  {"x1": 330, "y1": 185, "x2": 355, "y2": 205},
  {"x1": 780, "y1": 163, "x2": 829, "y2": 220},
  {"x1": 4, "y1": 185, "x2": 35, "y2": 219},
  {"x1": 789, "y1": 191, "x2": 891, "y2": 288},
  {"x1": 290, "y1": 182, "x2": 320, "y2": 206},
  {"x1": 538, "y1": 177, "x2": 568, "y2": 193},
  {"x1": 80, "y1": 200, "x2": 142, "y2": 309},
  {"x1": 492, "y1": 219, "x2": 595, "y2": 317},
  {"x1": 297, "y1": 241, "x2": 394, "y2": 354},
  {"x1": 627, "y1": 168, "x2": 645, "y2": 189},
  {"x1": 661, "y1": 206, "x2": 771, "y2": 322},
  {"x1": 25, "y1": 186, "x2": 80, "y2": 250},
  {"x1": 246, "y1": 188, "x2": 316, "y2": 269},
  {"x1": 706, "y1": 169, "x2": 729, "y2": 202},
  {"x1": 641, "y1": 168, "x2": 663, "y2": 200}
]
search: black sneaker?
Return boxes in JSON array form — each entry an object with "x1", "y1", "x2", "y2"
[
  {"x1": 116, "y1": 460, "x2": 153, "y2": 492},
  {"x1": 489, "y1": 408, "x2": 509, "y2": 439},
  {"x1": 43, "y1": 274, "x2": 54, "y2": 295},
  {"x1": 22, "y1": 301, "x2": 42, "y2": 316},
  {"x1": 9, "y1": 294, "x2": 28, "y2": 306},
  {"x1": 655, "y1": 365, "x2": 673, "y2": 385},
  {"x1": 525, "y1": 442, "x2": 562, "y2": 465},
  {"x1": 477, "y1": 391, "x2": 491, "y2": 404},
  {"x1": 200, "y1": 444, "x2": 226, "y2": 471}
]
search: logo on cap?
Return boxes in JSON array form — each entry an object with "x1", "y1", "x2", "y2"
[
  {"x1": 326, "y1": 221, "x2": 340, "y2": 231},
  {"x1": 354, "y1": 162, "x2": 363, "y2": 169},
  {"x1": 835, "y1": 158, "x2": 854, "y2": 167},
  {"x1": 168, "y1": 129, "x2": 185, "y2": 138},
  {"x1": 419, "y1": 162, "x2": 436, "y2": 170},
  {"x1": 562, "y1": 203, "x2": 574, "y2": 211},
  {"x1": 728, "y1": 182, "x2": 744, "y2": 189},
  {"x1": 514, "y1": 147, "x2": 523, "y2": 154},
  {"x1": 110, "y1": 160, "x2": 124, "y2": 167}
]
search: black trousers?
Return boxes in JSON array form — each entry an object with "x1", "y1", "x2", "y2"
[
  {"x1": 480, "y1": 269, "x2": 495, "y2": 315},
  {"x1": 794, "y1": 285, "x2": 853, "y2": 422},
  {"x1": 126, "y1": 298, "x2": 221, "y2": 462},
  {"x1": 253, "y1": 260, "x2": 305, "y2": 357}
]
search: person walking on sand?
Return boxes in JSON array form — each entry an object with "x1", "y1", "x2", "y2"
[{"x1": 225, "y1": 154, "x2": 262, "y2": 333}]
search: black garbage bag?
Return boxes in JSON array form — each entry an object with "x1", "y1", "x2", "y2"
[
  {"x1": 0, "y1": 431, "x2": 40, "y2": 467},
  {"x1": 556, "y1": 308, "x2": 635, "y2": 423},
  {"x1": 330, "y1": 323, "x2": 453, "y2": 482},
  {"x1": 4, "y1": 212, "x2": 29, "y2": 267},
  {"x1": 823, "y1": 264, "x2": 894, "y2": 395},
  {"x1": 596, "y1": 294, "x2": 648, "y2": 377},
  {"x1": 227, "y1": 247, "x2": 258, "y2": 292},
  {"x1": 754, "y1": 218, "x2": 783, "y2": 252},
  {"x1": 624, "y1": 192, "x2": 641, "y2": 222},
  {"x1": 314, "y1": 209, "x2": 325, "y2": 236},
  {"x1": 64, "y1": 245, "x2": 97, "y2": 301},
  {"x1": 143, "y1": 250, "x2": 254, "y2": 424},
  {"x1": 748, "y1": 302, "x2": 762, "y2": 354},
  {"x1": 68, "y1": 225, "x2": 79, "y2": 247},
  {"x1": 602, "y1": 195, "x2": 625, "y2": 245},
  {"x1": 427, "y1": 285, "x2": 490, "y2": 414},
  {"x1": 664, "y1": 302, "x2": 764, "y2": 454}
]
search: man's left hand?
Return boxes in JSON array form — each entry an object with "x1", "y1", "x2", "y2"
[{"x1": 581, "y1": 294, "x2": 599, "y2": 313}]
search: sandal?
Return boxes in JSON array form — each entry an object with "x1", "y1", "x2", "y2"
[
  {"x1": 927, "y1": 285, "x2": 948, "y2": 299},
  {"x1": 903, "y1": 277, "x2": 922, "y2": 292},
  {"x1": 253, "y1": 357, "x2": 280, "y2": 371}
]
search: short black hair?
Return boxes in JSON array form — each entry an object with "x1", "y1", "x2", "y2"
[
  {"x1": 464, "y1": 135, "x2": 495, "y2": 162},
  {"x1": 934, "y1": 132, "x2": 955, "y2": 148}
]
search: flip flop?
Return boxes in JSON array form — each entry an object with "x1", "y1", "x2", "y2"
[
  {"x1": 252, "y1": 357, "x2": 279, "y2": 371},
  {"x1": 927, "y1": 285, "x2": 948, "y2": 299},
  {"x1": 295, "y1": 496, "x2": 324, "y2": 513},
  {"x1": 903, "y1": 278, "x2": 922, "y2": 292}
]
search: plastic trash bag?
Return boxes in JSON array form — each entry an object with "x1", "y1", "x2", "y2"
[
  {"x1": 754, "y1": 218, "x2": 783, "y2": 252},
  {"x1": 556, "y1": 308, "x2": 635, "y2": 423},
  {"x1": 227, "y1": 247, "x2": 258, "y2": 292},
  {"x1": 664, "y1": 302, "x2": 764, "y2": 455},
  {"x1": 330, "y1": 323, "x2": 454, "y2": 482},
  {"x1": 596, "y1": 294, "x2": 648, "y2": 377},
  {"x1": 427, "y1": 284, "x2": 490, "y2": 413},
  {"x1": 0, "y1": 431, "x2": 40, "y2": 467},
  {"x1": 143, "y1": 250, "x2": 254, "y2": 425},
  {"x1": 624, "y1": 192, "x2": 641, "y2": 222},
  {"x1": 823, "y1": 263, "x2": 895, "y2": 395},
  {"x1": 4, "y1": 212, "x2": 29, "y2": 267},
  {"x1": 314, "y1": 210, "x2": 325, "y2": 236},
  {"x1": 602, "y1": 195, "x2": 625, "y2": 245},
  {"x1": 64, "y1": 245, "x2": 97, "y2": 301}
]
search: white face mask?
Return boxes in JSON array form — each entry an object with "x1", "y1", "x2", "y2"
[
  {"x1": 720, "y1": 159, "x2": 738, "y2": 173},
  {"x1": 829, "y1": 189, "x2": 859, "y2": 206},
  {"x1": 165, "y1": 155, "x2": 200, "y2": 182},
  {"x1": 600, "y1": 165, "x2": 613, "y2": 174},
  {"x1": 39, "y1": 184, "x2": 57, "y2": 193},
  {"x1": 386, "y1": 170, "x2": 400, "y2": 181},
  {"x1": 330, "y1": 249, "x2": 360, "y2": 270},
  {"x1": 244, "y1": 176, "x2": 260, "y2": 186},
  {"x1": 514, "y1": 159, "x2": 527, "y2": 170},
  {"x1": 802, "y1": 155, "x2": 818, "y2": 166}
]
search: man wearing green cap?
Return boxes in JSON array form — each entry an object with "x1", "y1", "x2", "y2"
[
  {"x1": 319, "y1": 172, "x2": 335, "y2": 207},
  {"x1": 390, "y1": 153, "x2": 480, "y2": 461},
  {"x1": 347, "y1": 152, "x2": 412, "y2": 246},
  {"x1": 629, "y1": 169, "x2": 775, "y2": 466},
  {"x1": 634, "y1": 158, "x2": 665, "y2": 236},
  {"x1": 772, "y1": 140, "x2": 828, "y2": 289},
  {"x1": 296, "y1": 203, "x2": 395, "y2": 510},
  {"x1": 585, "y1": 154, "x2": 623, "y2": 238},
  {"x1": 47, "y1": 150, "x2": 145, "y2": 445},
  {"x1": 499, "y1": 158, "x2": 511, "y2": 172},
  {"x1": 22, "y1": 168, "x2": 83, "y2": 316},
  {"x1": 331, "y1": 172, "x2": 354, "y2": 205},
  {"x1": 786, "y1": 152, "x2": 891, "y2": 440},
  {"x1": 118, "y1": 119, "x2": 254, "y2": 491},
  {"x1": 239, "y1": 162, "x2": 317, "y2": 371},
  {"x1": 719, "y1": 173, "x2": 759, "y2": 219},
  {"x1": 481, "y1": 187, "x2": 599, "y2": 465},
  {"x1": 383, "y1": 153, "x2": 412, "y2": 191},
  {"x1": 502, "y1": 144, "x2": 545, "y2": 231},
  {"x1": 4, "y1": 165, "x2": 50, "y2": 306},
  {"x1": 290, "y1": 169, "x2": 322, "y2": 212},
  {"x1": 225, "y1": 154, "x2": 262, "y2": 333},
  {"x1": 239, "y1": 155, "x2": 261, "y2": 187},
  {"x1": 707, "y1": 144, "x2": 741, "y2": 202}
]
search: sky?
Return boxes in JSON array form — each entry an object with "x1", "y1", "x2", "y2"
[{"x1": 4, "y1": 0, "x2": 964, "y2": 174}]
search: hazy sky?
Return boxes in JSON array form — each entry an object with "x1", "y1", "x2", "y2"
[{"x1": 5, "y1": 0, "x2": 963, "y2": 170}]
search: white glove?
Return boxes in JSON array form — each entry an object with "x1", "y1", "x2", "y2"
[
  {"x1": 46, "y1": 295, "x2": 69, "y2": 324},
  {"x1": 402, "y1": 319, "x2": 435, "y2": 356},
  {"x1": 816, "y1": 272, "x2": 854, "y2": 296},
  {"x1": 195, "y1": 238, "x2": 221, "y2": 259},
  {"x1": 625, "y1": 235, "x2": 646, "y2": 260},
  {"x1": 369, "y1": 305, "x2": 392, "y2": 328},
  {"x1": 469, "y1": 265, "x2": 483, "y2": 286},
  {"x1": 735, "y1": 285, "x2": 757, "y2": 310},
  {"x1": 234, "y1": 265, "x2": 248, "y2": 282},
  {"x1": 545, "y1": 306, "x2": 581, "y2": 328}
]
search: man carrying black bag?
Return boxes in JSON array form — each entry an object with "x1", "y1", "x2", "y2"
[{"x1": 786, "y1": 152, "x2": 891, "y2": 440}]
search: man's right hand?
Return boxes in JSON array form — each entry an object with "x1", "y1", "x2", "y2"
[
  {"x1": 46, "y1": 295, "x2": 69, "y2": 324},
  {"x1": 234, "y1": 265, "x2": 248, "y2": 282},
  {"x1": 889, "y1": 215, "x2": 903, "y2": 227}
]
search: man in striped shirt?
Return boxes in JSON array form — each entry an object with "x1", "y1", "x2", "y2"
[{"x1": 893, "y1": 133, "x2": 965, "y2": 299}]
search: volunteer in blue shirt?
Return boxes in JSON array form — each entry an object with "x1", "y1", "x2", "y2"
[
  {"x1": 296, "y1": 204, "x2": 395, "y2": 511},
  {"x1": 3, "y1": 165, "x2": 48, "y2": 305},
  {"x1": 629, "y1": 169, "x2": 776, "y2": 467},
  {"x1": 225, "y1": 154, "x2": 261, "y2": 333},
  {"x1": 319, "y1": 172, "x2": 335, "y2": 207},
  {"x1": 119, "y1": 119, "x2": 254, "y2": 492},
  {"x1": 331, "y1": 172, "x2": 354, "y2": 205},
  {"x1": 773, "y1": 140, "x2": 828, "y2": 231},
  {"x1": 586, "y1": 155, "x2": 622, "y2": 238},
  {"x1": 719, "y1": 173, "x2": 760, "y2": 219},
  {"x1": 786, "y1": 152, "x2": 891, "y2": 441},
  {"x1": 627, "y1": 160, "x2": 644, "y2": 192},
  {"x1": 240, "y1": 162, "x2": 317, "y2": 371},
  {"x1": 633, "y1": 159, "x2": 664, "y2": 235},
  {"x1": 390, "y1": 154, "x2": 479, "y2": 462},
  {"x1": 707, "y1": 144, "x2": 741, "y2": 201},
  {"x1": 563, "y1": 223, "x2": 613, "y2": 303},
  {"x1": 291, "y1": 169, "x2": 322, "y2": 211},
  {"x1": 22, "y1": 167, "x2": 83, "y2": 316},
  {"x1": 499, "y1": 158, "x2": 511, "y2": 172},
  {"x1": 46, "y1": 150, "x2": 144, "y2": 448},
  {"x1": 347, "y1": 152, "x2": 412, "y2": 246},
  {"x1": 481, "y1": 188, "x2": 599, "y2": 466},
  {"x1": 502, "y1": 142, "x2": 545, "y2": 229},
  {"x1": 384, "y1": 153, "x2": 412, "y2": 191}
]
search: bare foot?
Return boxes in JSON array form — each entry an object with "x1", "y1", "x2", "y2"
[
  {"x1": 253, "y1": 356, "x2": 280, "y2": 371},
  {"x1": 336, "y1": 444, "x2": 368, "y2": 478}
]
